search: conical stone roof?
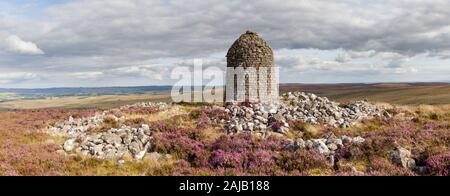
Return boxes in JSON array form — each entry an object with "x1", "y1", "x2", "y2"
[{"x1": 227, "y1": 31, "x2": 274, "y2": 68}]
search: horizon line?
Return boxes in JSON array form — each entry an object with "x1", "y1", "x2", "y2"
[{"x1": 1, "y1": 81, "x2": 450, "y2": 90}]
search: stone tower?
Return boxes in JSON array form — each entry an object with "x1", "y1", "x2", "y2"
[{"x1": 225, "y1": 30, "x2": 278, "y2": 103}]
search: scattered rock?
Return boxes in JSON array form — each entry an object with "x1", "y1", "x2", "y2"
[
  {"x1": 120, "y1": 102, "x2": 170, "y2": 111},
  {"x1": 352, "y1": 136, "x2": 366, "y2": 144},
  {"x1": 144, "y1": 152, "x2": 163, "y2": 162},
  {"x1": 286, "y1": 134, "x2": 366, "y2": 167},
  {"x1": 390, "y1": 147, "x2": 416, "y2": 170},
  {"x1": 341, "y1": 135, "x2": 353, "y2": 144},
  {"x1": 117, "y1": 160, "x2": 125, "y2": 167},
  {"x1": 63, "y1": 139, "x2": 77, "y2": 152}
]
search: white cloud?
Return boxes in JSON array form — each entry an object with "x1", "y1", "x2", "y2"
[
  {"x1": 4, "y1": 35, "x2": 44, "y2": 55},
  {"x1": 0, "y1": 72, "x2": 38, "y2": 84},
  {"x1": 107, "y1": 64, "x2": 166, "y2": 80},
  {"x1": 70, "y1": 72, "x2": 104, "y2": 79},
  {"x1": 278, "y1": 55, "x2": 340, "y2": 72},
  {"x1": 336, "y1": 50, "x2": 406, "y2": 62}
]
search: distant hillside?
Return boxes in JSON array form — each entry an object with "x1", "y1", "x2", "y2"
[
  {"x1": 1, "y1": 83, "x2": 449, "y2": 110},
  {"x1": 280, "y1": 83, "x2": 450, "y2": 105},
  {"x1": 0, "y1": 86, "x2": 172, "y2": 101}
]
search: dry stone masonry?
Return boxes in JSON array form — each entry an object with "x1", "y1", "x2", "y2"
[{"x1": 225, "y1": 31, "x2": 278, "y2": 103}]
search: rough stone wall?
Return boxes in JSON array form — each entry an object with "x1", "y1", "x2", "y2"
[
  {"x1": 227, "y1": 31, "x2": 274, "y2": 68},
  {"x1": 225, "y1": 31, "x2": 278, "y2": 103}
]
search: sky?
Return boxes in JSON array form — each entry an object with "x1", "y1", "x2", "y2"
[{"x1": 0, "y1": 0, "x2": 450, "y2": 88}]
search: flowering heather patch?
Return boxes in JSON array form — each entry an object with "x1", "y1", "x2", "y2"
[
  {"x1": 209, "y1": 150, "x2": 245, "y2": 169},
  {"x1": 193, "y1": 106, "x2": 229, "y2": 127},
  {"x1": 367, "y1": 158, "x2": 417, "y2": 176},
  {"x1": 120, "y1": 106, "x2": 159, "y2": 115},
  {"x1": 425, "y1": 152, "x2": 450, "y2": 176},
  {"x1": 276, "y1": 150, "x2": 331, "y2": 174},
  {"x1": 152, "y1": 127, "x2": 209, "y2": 167},
  {"x1": 150, "y1": 114, "x2": 191, "y2": 132},
  {"x1": 196, "y1": 112, "x2": 212, "y2": 128},
  {"x1": 207, "y1": 134, "x2": 289, "y2": 174},
  {"x1": 203, "y1": 107, "x2": 229, "y2": 120},
  {"x1": 271, "y1": 120, "x2": 284, "y2": 130},
  {"x1": 334, "y1": 143, "x2": 365, "y2": 161},
  {"x1": 0, "y1": 109, "x2": 96, "y2": 176},
  {"x1": 123, "y1": 118, "x2": 148, "y2": 128}
]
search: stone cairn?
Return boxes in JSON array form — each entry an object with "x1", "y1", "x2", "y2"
[
  {"x1": 48, "y1": 102, "x2": 172, "y2": 161},
  {"x1": 225, "y1": 30, "x2": 278, "y2": 102},
  {"x1": 220, "y1": 92, "x2": 389, "y2": 166},
  {"x1": 224, "y1": 91, "x2": 390, "y2": 134}
]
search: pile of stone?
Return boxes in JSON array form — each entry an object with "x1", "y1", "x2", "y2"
[
  {"x1": 62, "y1": 124, "x2": 158, "y2": 160},
  {"x1": 49, "y1": 102, "x2": 172, "y2": 161},
  {"x1": 224, "y1": 92, "x2": 389, "y2": 134},
  {"x1": 285, "y1": 133, "x2": 366, "y2": 166},
  {"x1": 120, "y1": 102, "x2": 170, "y2": 110},
  {"x1": 286, "y1": 134, "x2": 365, "y2": 155},
  {"x1": 48, "y1": 112, "x2": 124, "y2": 137}
]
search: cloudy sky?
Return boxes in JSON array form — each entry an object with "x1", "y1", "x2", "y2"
[{"x1": 1, "y1": 0, "x2": 450, "y2": 88}]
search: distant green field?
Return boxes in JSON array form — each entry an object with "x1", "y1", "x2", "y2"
[{"x1": 280, "y1": 83, "x2": 450, "y2": 105}]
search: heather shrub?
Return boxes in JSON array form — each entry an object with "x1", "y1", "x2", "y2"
[
  {"x1": 276, "y1": 150, "x2": 331, "y2": 173},
  {"x1": 150, "y1": 114, "x2": 190, "y2": 132},
  {"x1": 123, "y1": 118, "x2": 147, "y2": 128},
  {"x1": 246, "y1": 150, "x2": 279, "y2": 174},
  {"x1": 209, "y1": 150, "x2": 245, "y2": 169},
  {"x1": 207, "y1": 149, "x2": 280, "y2": 175},
  {"x1": 270, "y1": 120, "x2": 284, "y2": 131},
  {"x1": 367, "y1": 158, "x2": 416, "y2": 176},
  {"x1": 335, "y1": 143, "x2": 365, "y2": 161},
  {"x1": 204, "y1": 107, "x2": 229, "y2": 120},
  {"x1": 415, "y1": 146, "x2": 447, "y2": 166},
  {"x1": 0, "y1": 143, "x2": 69, "y2": 176},
  {"x1": 196, "y1": 112, "x2": 211, "y2": 128},
  {"x1": 120, "y1": 107, "x2": 159, "y2": 115},
  {"x1": 210, "y1": 134, "x2": 288, "y2": 153},
  {"x1": 206, "y1": 134, "x2": 288, "y2": 174},
  {"x1": 210, "y1": 134, "x2": 255, "y2": 153},
  {"x1": 425, "y1": 152, "x2": 450, "y2": 176},
  {"x1": 152, "y1": 128, "x2": 208, "y2": 167},
  {"x1": 189, "y1": 109, "x2": 202, "y2": 119}
]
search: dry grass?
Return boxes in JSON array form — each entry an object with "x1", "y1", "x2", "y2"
[
  {"x1": 0, "y1": 93, "x2": 172, "y2": 110},
  {"x1": 281, "y1": 83, "x2": 450, "y2": 105}
]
